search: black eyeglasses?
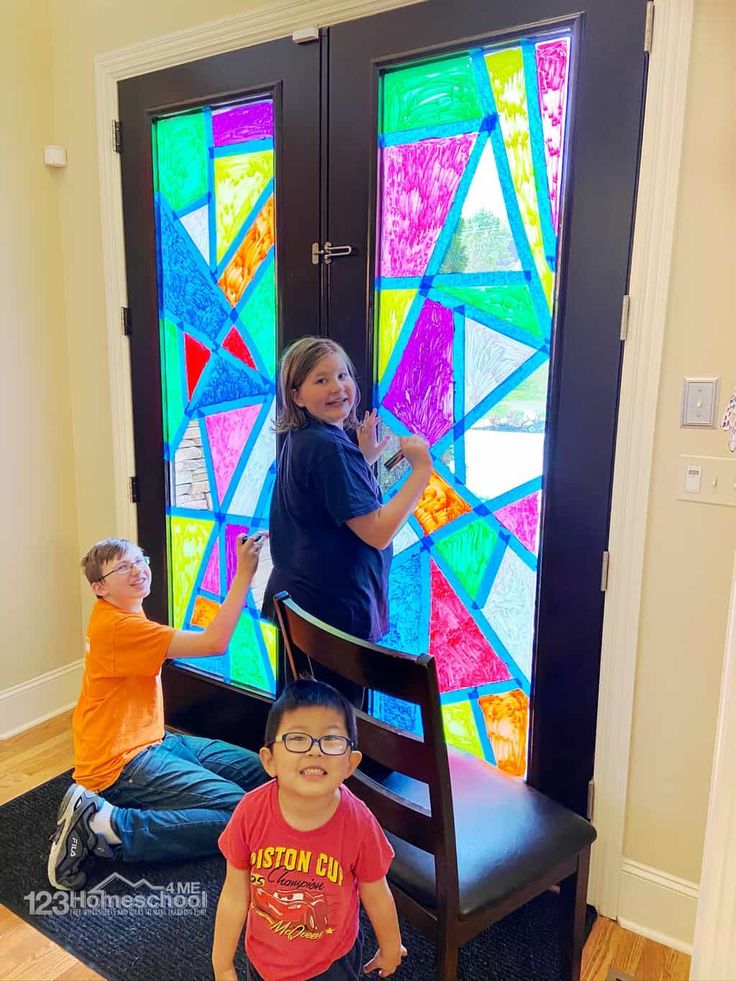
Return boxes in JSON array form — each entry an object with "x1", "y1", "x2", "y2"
[
  {"x1": 97, "y1": 555, "x2": 150, "y2": 582},
  {"x1": 270, "y1": 732, "x2": 353, "y2": 756}
]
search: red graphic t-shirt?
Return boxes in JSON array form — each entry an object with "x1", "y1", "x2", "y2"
[{"x1": 219, "y1": 780, "x2": 394, "y2": 981}]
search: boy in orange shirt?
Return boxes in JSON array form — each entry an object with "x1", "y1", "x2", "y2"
[{"x1": 48, "y1": 533, "x2": 270, "y2": 891}]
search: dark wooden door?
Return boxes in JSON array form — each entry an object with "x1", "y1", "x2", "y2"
[
  {"x1": 118, "y1": 35, "x2": 321, "y2": 745},
  {"x1": 325, "y1": 0, "x2": 648, "y2": 813}
]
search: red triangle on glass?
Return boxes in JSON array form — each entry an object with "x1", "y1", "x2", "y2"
[
  {"x1": 222, "y1": 327, "x2": 256, "y2": 370},
  {"x1": 184, "y1": 333, "x2": 211, "y2": 400}
]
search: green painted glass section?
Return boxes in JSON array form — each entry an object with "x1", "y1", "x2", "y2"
[
  {"x1": 435, "y1": 521, "x2": 499, "y2": 601},
  {"x1": 239, "y1": 259, "x2": 277, "y2": 377},
  {"x1": 382, "y1": 54, "x2": 483, "y2": 134},
  {"x1": 161, "y1": 318, "x2": 185, "y2": 445},
  {"x1": 155, "y1": 113, "x2": 208, "y2": 212},
  {"x1": 440, "y1": 285, "x2": 543, "y2": 339},
  {"x1": 228, "y1": 615, "x2": 270, "y2": 690}
]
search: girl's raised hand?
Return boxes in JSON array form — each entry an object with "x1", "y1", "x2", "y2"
[
  {"x1": 398, "y1": 434, "x2": 432, "y2": 473},
  {"x1": 358, "y1": 409, "x2": 391, "y2": 466}
]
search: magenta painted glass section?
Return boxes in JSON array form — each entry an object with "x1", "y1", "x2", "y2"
[
  {"x1": 494, "y1": 490, "x2": 542, "y2": 555},
  {"x1": 212, "y1": 101, "x2": 274, "y2": 146},
  {"x1": 379, "y1": 134, "x2": 475, "y2": 277},
  {"x1": 383, "y1": 299, "x2": 455, "y2": 445},
  {"x1": 535, "y1": 38, "x2": 570, "y2": 231}
]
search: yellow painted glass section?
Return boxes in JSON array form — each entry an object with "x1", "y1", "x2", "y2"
[{"x1": 485, "y1": 48, "x2": 553, "y2": 309}]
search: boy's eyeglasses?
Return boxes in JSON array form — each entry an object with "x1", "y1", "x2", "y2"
[
  {"x1": 97, "y1": 555, "x2": 151, "y2": 582},
  {"x1": 271, "y1": 732, "x2": 353, "y2": 756}
]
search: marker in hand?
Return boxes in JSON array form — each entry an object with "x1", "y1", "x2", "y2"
[{"x1": 384, "y1": 448, "x2": 405, "y2": 472}]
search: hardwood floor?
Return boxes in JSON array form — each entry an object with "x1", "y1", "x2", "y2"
[{"x1": 0, "y1": 712, "x2": 692, "y2": 981}]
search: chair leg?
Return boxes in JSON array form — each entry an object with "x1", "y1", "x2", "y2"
[
  {"x1": 558, "y1": 846, "x2": 591, "y2": 981},
  {"x1": 435, "y1": 927, "x2": 459, "y2": 981}
]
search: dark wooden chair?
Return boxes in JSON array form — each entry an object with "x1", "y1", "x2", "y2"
[{"x1": 273, "y1": 592, "x2": 596, "y2": 981}]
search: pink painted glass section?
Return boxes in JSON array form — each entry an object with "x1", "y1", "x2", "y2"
[
  {"x1": 202, "y1": 539, "x2": 221, "y2": 594},
  {"x1": 383, "y1": 299, "x2": 454, "y2": 444},
  {"x1": 205, "y1": 405, "x2": 262, "y2": 504},
  {"x1": 494, "y1": 490, "x2": 542, "y2": 555},
  {"x1": 212, "y1": 101, "x2": 274, "y2": 146},
  {"x1": 535, "y1": 38, "x2": 570, "y2": 231},
  {"x1": 378, "y1": 133, "x2": 476, "y2": 277},
  {"x1": 429, "y1": 563, "x2": 512, "y2": 693}
]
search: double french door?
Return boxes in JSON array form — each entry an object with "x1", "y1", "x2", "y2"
[{"x1": 119, "y1": 0, "x2": 649, "y2": 813}]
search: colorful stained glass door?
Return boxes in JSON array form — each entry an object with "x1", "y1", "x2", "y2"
[
  {"x1": 328, "y1": 0, "x2": 648, "y2": 813},
  {"x1": 371, "y1": 38, "x2": 571, "y2": 777},
  {"x1": 152, "y1": 98, "x2": 280, "y2": 692},
  {"x1": 118, "y1": 37, "x2": 321, "y2": 711}
]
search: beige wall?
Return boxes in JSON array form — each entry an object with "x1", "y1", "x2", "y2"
[
  {"x1": 624, "y1": 0, "x2": 736, "y2": 884},
  {"x1": 0, "y1": 0, "x2": 81, "y2": 688},
  {"x1": 5, "y1": 0, "x2": 732, "y2": 902}
]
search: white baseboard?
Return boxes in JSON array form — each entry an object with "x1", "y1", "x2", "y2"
[
  {"x1": 617, "y1": 859, "x2": 698, "y2": 954},
  {"x1": 0, "y1": 661, "x2": 83, "y2": 739}
]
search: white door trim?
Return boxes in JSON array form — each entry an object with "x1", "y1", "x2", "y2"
[
  {"x1": 589, "y1": 0, "x2": 695, "y2": 915},
  {"x1": 94, "y1": 0, "x2": 695, "y2": 920},
  {"x1": 690, "y1": 549, "x2": 736, "y2": 979}
]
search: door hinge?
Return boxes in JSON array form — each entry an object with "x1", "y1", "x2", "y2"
[
  {"x1": 311, "y1": 241, "x2": 355, "y2": 265},
  {"x1": 587, "y1": 779, "x2": 595, "y2": 821},
  {"x1": 129, "y1": 475, "x2": 139, "y2": 503},
  {"x1": 644, "y1": 1, "x2": 655, "y2": 54},
  {"x1": 600, "y1": 551, "x2": 610, "y2": 592},
  {"x1": 121, "y1": 306, "x2": 131, "y2": 337},
  {"x1": 620, "y1": 294, "x2": 631, "y2": 342},
  {"x1": 112, "y1": 120, "x2": 123, "y2": 154}
]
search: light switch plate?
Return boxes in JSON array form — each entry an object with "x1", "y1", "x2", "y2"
[{"x1": 681, "y1": 377, "x2": 719, "y2": 427}]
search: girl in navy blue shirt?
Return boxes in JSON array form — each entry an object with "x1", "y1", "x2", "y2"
[{"x1": 263, "y1": 337, "x2": 431, "y2": 644}]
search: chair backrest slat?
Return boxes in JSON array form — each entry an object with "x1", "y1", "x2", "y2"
[
  {"x1": 348, "y1": 771, "x2": 435, "y2": 852},
  {"x1": 354, "y1": 711, "x2": 434, "y2": 783},
  {"x1": 278, "y1": 598, "x2": 432, "y2": 706}
]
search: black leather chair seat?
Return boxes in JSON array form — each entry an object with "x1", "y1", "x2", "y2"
[{"x1": 380, "y1": 749, "x2": 596, "y2": 919}]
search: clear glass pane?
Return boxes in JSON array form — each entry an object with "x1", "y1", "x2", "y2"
[
  {"x1": 152, "y1": 98, "x2": 279, "y2": 693},
  {"x1": 374, "y1": 34, "x2": 573, "y2": 774}
]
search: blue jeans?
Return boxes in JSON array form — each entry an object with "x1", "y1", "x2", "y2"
[{"x1": 101, "y1": 732, "x2": 268, "y2": 863}]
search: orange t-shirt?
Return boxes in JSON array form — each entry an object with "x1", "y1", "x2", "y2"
[{"x1": 72, "y1": 599, "x2": 176, "y2": 793}]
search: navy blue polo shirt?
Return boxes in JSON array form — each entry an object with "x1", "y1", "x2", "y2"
[{"x1": 263, "y1": 417, "x2": 391, "y2": 641}]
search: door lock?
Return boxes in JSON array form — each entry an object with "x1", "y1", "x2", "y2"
[{"x1": 311, "y1": 241, "x2": 355, "y2": 265}]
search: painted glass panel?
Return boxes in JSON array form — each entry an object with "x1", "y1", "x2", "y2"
[
  {"x1": 374, "y1": 35, "x2": 572, "y2": 774},
  {"x1": 152, "y1": 99, "x2": 278, "y2": 693}
]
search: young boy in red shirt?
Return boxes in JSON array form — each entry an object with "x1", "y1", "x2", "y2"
[{"x1": 213, "y1": 679, "x2": 407, "y2": 981}]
